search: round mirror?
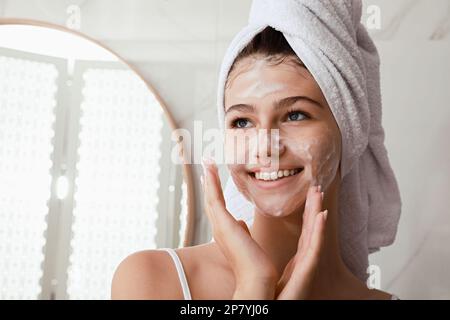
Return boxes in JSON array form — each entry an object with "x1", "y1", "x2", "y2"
[{"x1": 0, "y1": 21, "x2": 194, "y2": 300}]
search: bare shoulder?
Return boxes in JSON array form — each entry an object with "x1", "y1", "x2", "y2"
[
  {"x1": 111, "y1": 242, "x2": 234, "y2": 300},
  {"x1": 111, "y1": 249, "x2": 183, "y2": 300}
]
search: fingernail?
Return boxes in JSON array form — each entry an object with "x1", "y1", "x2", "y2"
[
  {"x1": 202, "y1": 156, "x2": 215, "y2": 165},
  {"x1": 201, "y1": 160, "x2": 207, "y2": 176},
  {"x1": 321, "y1": 192, "x2": 324, "y2": 201},
  {"x1": 322, "y1": 209, "x2": 328, "y2": 220},
  {"x1": 201, "y1": 156, "x2": 211, "y2": 175},
  {"x1": 317, "y1": 185, "x2": 322, "y2": 192}
]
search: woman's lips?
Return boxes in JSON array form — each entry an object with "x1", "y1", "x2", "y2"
[{"x1": 248, "y1": 168, "x2": 304, "y2": 190}]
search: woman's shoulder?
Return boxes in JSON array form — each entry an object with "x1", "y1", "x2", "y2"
[
  {"x1": 111, "y1": 248, "x2": 185, "y2": 300},
  {"x1": 111, "y1": 243, "x2": 227, "y2": 300}
]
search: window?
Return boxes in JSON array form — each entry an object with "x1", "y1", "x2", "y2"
[
  {"x1": 0, "y1": 28, "x2": 185, "y2": 299},
  {"x1": 0, "y1": 51, "x2": 59, "y2": 300},
  {"x1": 66, "y1": 64, "x2": 164, "y2": 299}
]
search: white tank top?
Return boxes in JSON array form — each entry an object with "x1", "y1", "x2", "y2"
[{"x1": 160, "y1": 248, "x2": 192, "y2": 300}]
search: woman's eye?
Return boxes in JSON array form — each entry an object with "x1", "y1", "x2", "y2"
[
  {"x1": 287, "y1": 111, "x2": 307, "y2": 121},
  {"x1": 232, "y1": 118, "x2": 251, "y2": 128}
]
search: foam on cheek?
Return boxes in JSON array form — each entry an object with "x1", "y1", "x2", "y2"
[
  {"x1": 287, "y1": 128, "x2": 339, "y2": 190},
  {"x1": 229, "y1": 166, "x2": 254, "y2": 205},
  {"x1": 225, "y1": 131, "x2": 259, "y2": 202}
]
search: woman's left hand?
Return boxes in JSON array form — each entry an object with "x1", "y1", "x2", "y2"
[{"x1": 275, "y1": 185, "x2": 328, "y2": 299}]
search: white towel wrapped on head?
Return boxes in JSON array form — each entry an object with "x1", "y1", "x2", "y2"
[{"x1": 215, "y1": 0, "x2": 402, "y2": 281}]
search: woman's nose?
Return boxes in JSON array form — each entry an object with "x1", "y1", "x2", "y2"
[{"x1": 251, "y1": 130, "x2": 286, "y2": 164}]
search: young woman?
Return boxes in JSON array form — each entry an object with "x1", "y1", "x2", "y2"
[{"x1": 111, "y1": 24, "x2": 400, "y2": 300}]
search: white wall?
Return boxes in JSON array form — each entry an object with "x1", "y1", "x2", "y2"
[
  {"x1": 370, "y1": 40, "x2": 450, "y2": 299},
  {"x1": 1, "y1": 0, "x2": 449, "y2": 299}
]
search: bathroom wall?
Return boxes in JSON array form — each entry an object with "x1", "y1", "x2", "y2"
[
  {"x1": 1, "y1": 0, "x2": 449, "y2": 299},
  {"x1": 363, "y1": 0, "x2": 450, "y2": 299}
]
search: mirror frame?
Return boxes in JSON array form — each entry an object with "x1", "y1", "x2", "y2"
[{"x1": 0, "y1": 17, "x2": 195, "y2": 247}]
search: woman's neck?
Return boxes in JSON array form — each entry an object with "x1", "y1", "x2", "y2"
[{"x1": 248, "y1": 178, "x2": 364, "y2": 298}]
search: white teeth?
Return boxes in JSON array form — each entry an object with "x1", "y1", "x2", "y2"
[{"x1": 254, "y1": 168, "x2": 301, "y2": 181}]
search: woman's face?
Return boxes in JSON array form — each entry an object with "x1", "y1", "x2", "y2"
[{"x1": 224, "y1": 55, "x2": 342, "y2": 217}]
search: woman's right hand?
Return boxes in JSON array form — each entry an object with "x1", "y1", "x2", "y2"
[{"x1": 201, "y1": 157, "x2": 278, "y2": 299}]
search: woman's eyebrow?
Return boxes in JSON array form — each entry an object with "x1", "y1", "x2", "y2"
[
  {"x1": 225, "y1": 104, "x2": 255, "y2": 114},
  {"x1": 275, "y1": 95, "x2": 322, "y2": 109},
  {"x1": 225, "y1": 95, "x2": 322, "y2": 114}
]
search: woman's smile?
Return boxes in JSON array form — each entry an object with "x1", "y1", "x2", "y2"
[{"x1": 247, "y1": 167, "x2": 304, "y2": 190}]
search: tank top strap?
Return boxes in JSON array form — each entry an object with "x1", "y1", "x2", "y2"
[{"x1": 160, "y1": 248, "x2": 192, "y2": 300}]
